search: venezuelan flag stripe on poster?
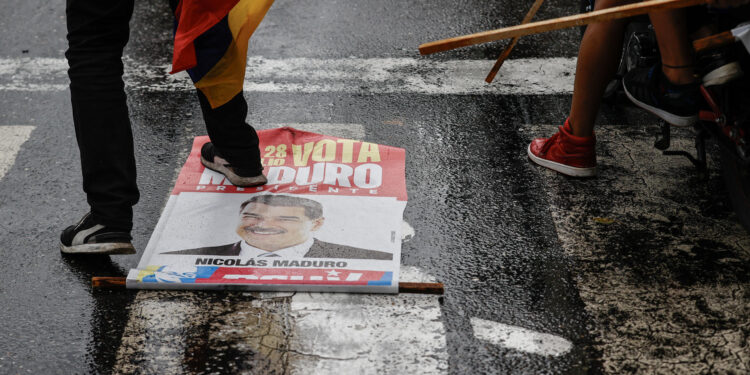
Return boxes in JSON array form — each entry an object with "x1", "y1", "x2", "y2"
[{"x1": 170, "y1": 0, "x2": 274, "y2": 108}]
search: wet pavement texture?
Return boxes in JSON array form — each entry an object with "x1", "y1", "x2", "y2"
[
  {"x1": 525, "y1": 121, "x2": 750, "y2": 374},
  {"x1": 0, "y1": 0, "x2": 749, "y2": 374}
]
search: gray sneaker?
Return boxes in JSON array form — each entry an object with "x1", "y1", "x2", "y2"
[
  {"x1": 622, "y1": 65, "x2": 700, "y2": 127},
  {"x1": 60, "y1": 212, "x2": 136, "y2": 255}
]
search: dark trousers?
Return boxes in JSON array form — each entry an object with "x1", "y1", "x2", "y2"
[
  {"x1": 66, "y1": 0, "x2": 261, "y2": 231},
  {"x1": 197, "y1": 90, "x2": 263, "y2": 175}
]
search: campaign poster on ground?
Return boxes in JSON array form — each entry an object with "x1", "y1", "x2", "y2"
[{"x1": 127, "y1": 127, "x2": 407, "y2": 293}]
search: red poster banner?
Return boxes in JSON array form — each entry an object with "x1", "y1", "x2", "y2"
[{"x1": 172, "y1": 128, "x2": 407, "y2": 200}]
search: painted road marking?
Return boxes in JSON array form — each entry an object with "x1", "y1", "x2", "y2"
[
  {"x1": 0, "y1": 126, "x2": 34, "y2": 179},
  {"x1": 115, "y1": 297, "x2": 198, "y2": 372},
  {"x1": 0, "y1": 57, "x2": 576, "y2": 95},
  {"x1": 470, "y1": 317, "x2": 573, "y2": 357},
  {"x1": 287, "y1": 265, "x2": 447, "y2": 374},
  {"x1": 114, "y1": 267, "x2": 447, "y2": 374}
]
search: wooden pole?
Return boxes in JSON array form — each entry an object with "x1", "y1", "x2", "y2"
[
  {"x1": 692, "y1": 31, "x2": 736, "y2": 52},
  {"x1": 485, "y1": 0, "x2": 546, "y2": 83},
  {"x1": 398, "y1": 282, "x2": 445, "y2": 295},
  {"x1": 92, "y1": 277, "x2": 445, "y2": 294},
  {"x1": 419, "y1": 0, "x2": 708, "y2": 55},
  {"x1": 92, "y1": 276, "x2": 127, "y2": 288}
]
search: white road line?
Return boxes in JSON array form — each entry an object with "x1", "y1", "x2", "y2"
[
  {"x1": 0, "y1": 126, "x2": 34, "y2": 179},
  {"x1": 0, "y1": 57, "x2": 576, "y2": 95},
  {"x1": 470, "y1": 317, "x2": 573, "y2": 357},
  {"x1": 114, "y1": 267, "x2": 447, "y2": 374},
  {"x1": 288, "y1": 266, "x2": 447, "y2": 374},
  {"x1": 114, "y1": 296, "x2": 197, "y2": 373},
  {"x1": 0, "y1": 58, "x2": 69, "y2": 91}
]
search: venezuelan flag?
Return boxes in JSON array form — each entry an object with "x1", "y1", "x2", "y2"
[{"x1": 170, "y1": 0, "x2": 274, "y2": 108}]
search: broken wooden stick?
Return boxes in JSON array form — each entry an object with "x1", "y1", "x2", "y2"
[
  {"x1": 692, "y1": 31, "x2": 736, "y2": 52},
  {"x1": 92, "y1": 277, "x2": 445, "y2": 294},
  {"x1": 92, "y1": 277, "x2": 126, "y2": 288},
  {"x1": 419, "y1": 0, "x2": 708, "y2": 55},
  {"x1": 485, "y1": 0, "x2": 546, "y2": 83},
  {"x1": 398, "y1": 282, "x2": 444, "y2": 295}
]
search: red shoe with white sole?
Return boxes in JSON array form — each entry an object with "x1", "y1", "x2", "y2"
[{"x1": 527, "y1": 119, "x2": 597, "y2": 177}]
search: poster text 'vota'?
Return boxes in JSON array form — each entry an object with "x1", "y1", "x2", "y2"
[{"x1": 260, "y1": 139, "x2": 380, "y2": 167}]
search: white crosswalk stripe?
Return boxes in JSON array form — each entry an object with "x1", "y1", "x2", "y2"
[
  {"x1": 0, "y1": 57, "x2": 576, "y2": 95},
  {"x1": 114, "y1": 266, "x2": 448, "y2": 374},
  {"x1": 0, "y1": 126, "x2": 35, "y2": 179},
  {"x1": 471, "y1": 317, "x2": 573, "y2": 357},
  {"x1": 287, "y1": 266, "x2": 447, "y2": 374}
]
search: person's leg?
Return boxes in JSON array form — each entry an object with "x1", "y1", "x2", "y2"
[
  {"x1": 527, "y1": 0, "x2": 633, "y2": 177},
  {"x1": 62, "y1": 0, "x2": 137, "y2": 253},
  {"x1": 622, "y1": 7, "x2": 700, "y2": 126},
  {"x1": 650, "y1": 9, "x2": 697, "y2": 84},
  {"x1": 569, "y1": 0, "x2": 635, "y2": 137},
  {"x1": 197, "y1": 90, "x2": 266, "y2": 185}
]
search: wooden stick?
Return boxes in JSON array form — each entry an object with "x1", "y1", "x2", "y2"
[
  {"x1": 398, "y1": 282, "x2": 445, "y2": 295},
  {"x1": 419, "y1": 0, "x2": 708, "y2": 55},
  {"x1": 485, "y1": 0, "x2": 546, "y2": 83},
  {"x1": 92, "y1": 277, "x2": 445, "y2": 294},
  {"x1": 92, "y1": 276, "x2": 126, "y2": 288},
  {"x1": 692, "y1": 31, "x2": 736, "y2": 53}
]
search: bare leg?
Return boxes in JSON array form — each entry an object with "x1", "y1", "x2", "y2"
[
  {"x1": 568, "y1": 0, "x2": 636, "y2": 137},
  {"x1": 649, "y1": 9, "x2": 697, "y2": 84}
]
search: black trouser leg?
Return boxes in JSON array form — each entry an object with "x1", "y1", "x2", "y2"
[
  {"x1": 65, "y1": 0, "x2": 138, "y2": 231},
  {"x1": 197, "y1": 90, "x2": 263, "y2": 175}
]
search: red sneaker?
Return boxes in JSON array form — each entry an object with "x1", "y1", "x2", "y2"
[{"x1": 527, "y1": 119, "x2": 597, "y2": 177}]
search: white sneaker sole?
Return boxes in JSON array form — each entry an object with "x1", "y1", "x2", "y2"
[
  {"x1": 703, "y1": 62, "x2": 743, "y2": 87},
  {"x1": 527, "y1": 144, "x2": 597, "y2": 177},
  {"x1": 623, "y1": 82, "x2": 697, "y2": 127},
  {"x1": 60, "y1": 242, "x2": 136, "y2": 255},
  {"x1": 201, "y1": 157, "x2": 268, "y2": 187}
]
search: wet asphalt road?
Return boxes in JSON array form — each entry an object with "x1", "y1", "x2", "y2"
[{"x1": 1, "y1": 0, "x2": 749, "y2": 374}]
